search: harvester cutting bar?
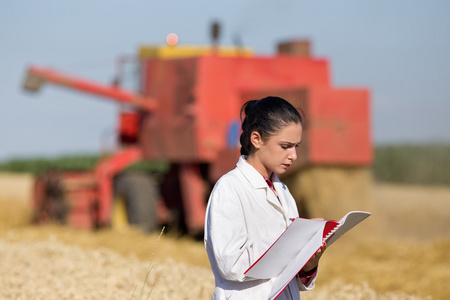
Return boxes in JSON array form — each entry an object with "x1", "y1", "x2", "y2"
[{"x1": 23, "y1": 66, "x2": 158, "y2": 112}]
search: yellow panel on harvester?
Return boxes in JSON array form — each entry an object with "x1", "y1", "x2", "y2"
[{"x1": 138, "y1": 45, "x2": 253, "y2": 59}]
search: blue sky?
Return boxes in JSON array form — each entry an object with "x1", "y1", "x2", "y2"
[{"x1": 1, "y1": 0, "x2": 450, "y2": 160}]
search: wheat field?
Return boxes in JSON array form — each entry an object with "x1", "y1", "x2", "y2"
[{"x1": 0, "y1": 173, "x2": 449, "y2": 300}]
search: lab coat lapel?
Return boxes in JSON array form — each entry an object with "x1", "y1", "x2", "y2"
[
  {"x1": 265, "y1": 186, "x2": 283, "y2": 211},
  {"x1": 272, "y1": 174, "x2": 291, "y2": 224}
]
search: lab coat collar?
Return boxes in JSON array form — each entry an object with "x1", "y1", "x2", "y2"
[
  {"x1": 236, "y1": 156, "x2": 285, "y2": 210},
  {"x1": 236, "y1": 156, "x2": 268, "y2": 189}
]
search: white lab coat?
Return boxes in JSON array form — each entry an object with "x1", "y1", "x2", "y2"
[{"x1": 204, "y1": 156, "x2": 316, "y2": 300}]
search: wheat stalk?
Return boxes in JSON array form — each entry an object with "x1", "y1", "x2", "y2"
[{"x1": 131, "y1": 226, "x2": 165, "y2": 300}]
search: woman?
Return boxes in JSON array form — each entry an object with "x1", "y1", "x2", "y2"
[{"x1": 204, "y1": 96, "x2": 325, "y2": 300}]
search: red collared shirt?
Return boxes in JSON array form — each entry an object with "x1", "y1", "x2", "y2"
[{"x1": 264, "y1": 176, "x2": 279, "y2": 199}]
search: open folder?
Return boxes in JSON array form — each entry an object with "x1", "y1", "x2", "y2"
[{"x1": 244, "y1": 211, "x2": 371, "y2": 300}]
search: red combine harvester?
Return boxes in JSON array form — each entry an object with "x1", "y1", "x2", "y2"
[{"x1": 24, "y1": 33, "x2": 372, "y2": 237}]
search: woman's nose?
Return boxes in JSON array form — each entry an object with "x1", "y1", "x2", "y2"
[{"x1": 288, "y1": 148, "x2": 297, "y2": 161}]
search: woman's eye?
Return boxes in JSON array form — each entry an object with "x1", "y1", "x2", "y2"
[{"x1": 282, "y1": 144, "x2": 300, "y2": 149}]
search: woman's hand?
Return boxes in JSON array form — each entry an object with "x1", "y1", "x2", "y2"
[{"x1": 302, "y1": 243, "x2": 326, "y2": 272}]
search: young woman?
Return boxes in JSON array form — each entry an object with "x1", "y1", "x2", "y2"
[{"x1": 204, "y1": 96, "x2": 325, "y2": 300}]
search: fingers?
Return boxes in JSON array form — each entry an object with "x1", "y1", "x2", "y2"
[
  {"x1": 314, "y1": 244, "x2": 326, "y2": 259},
  {"x1": 315, "y1": 248, "x2": 324, "y2": 259}
]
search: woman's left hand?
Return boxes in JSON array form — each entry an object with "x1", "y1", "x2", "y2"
[{"x1": 302, "y1": 243, "x2": 326, "y2": 272}]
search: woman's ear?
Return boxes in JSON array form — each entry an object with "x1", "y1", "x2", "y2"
[{"x1": 250, "y1": 131, "x2": 262, "y2": 149}]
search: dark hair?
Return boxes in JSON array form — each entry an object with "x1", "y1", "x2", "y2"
[{"x1": 239, "y1": 96, "x2": 303, "y2": 156}]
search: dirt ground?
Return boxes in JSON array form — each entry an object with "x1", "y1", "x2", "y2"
[{"x1": 0, "y1": 172, "x2": 449, "y2": 300}]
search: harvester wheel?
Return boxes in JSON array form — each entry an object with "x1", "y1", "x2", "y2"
[{"x1": 114, "y1": 172, "x2": 160, "y2": 232}]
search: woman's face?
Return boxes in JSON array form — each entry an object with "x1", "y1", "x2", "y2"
[{"x1": 248, "y1": 122, "x2": 303, "y2": 179}]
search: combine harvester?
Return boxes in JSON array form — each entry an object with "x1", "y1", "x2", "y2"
[{"x1": 23, "y1": 25, "x2": 373, "y2": 237}]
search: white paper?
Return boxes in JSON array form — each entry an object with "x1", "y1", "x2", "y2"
[{"x1": 325, "y1": 211, "x2": 371, "y2": 246}]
